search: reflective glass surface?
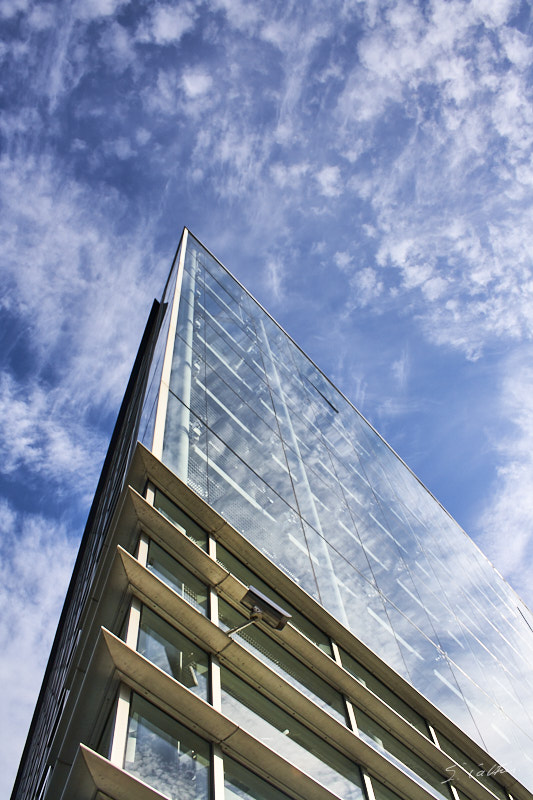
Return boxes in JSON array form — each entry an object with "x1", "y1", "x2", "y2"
[
  {"x1": 216, "y1": 543, "x2": 332, "y2": 654},
  {"x1": 223, "y1": 755, "x2": 292, "y2": 800},
  {"x1": 124, "y1": 693, "x2": 210, "y2": 800},
  {"x1": 153, "y1": 488, "x2": 209, "y2": 550},
  {"x1": 436, "y1": 731, "x2": 508, "y2": 800},
  {"x1": 356, "y1": 709, "x2": 451, "y2": 800},
  {"x1": 220, "y1": 667, "x2": 364, "y2": 800},
  {"x1": 138, "y1": 239, "x2": 181, "y2": 450},
  {"x1": 146, "y1": 540, "x2": 209, "y2": 615},
  {"x1": 137, "y1": 606, "x2": 209, "y2": 699},
  {"x1": 371, "y1": 778, "x2": 405, "y2": 800},
  {"x1": 151, "y1": 232, "x2": 533, "y2": 788},
  {"x1": 339, "y1": 647, "x2": 428, "y2": 736},
  {"x1": 218, "y1": 599, "x2": 345, "y2": 723}
]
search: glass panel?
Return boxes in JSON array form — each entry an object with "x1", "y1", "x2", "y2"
[
  {"x1": 156, "y1": 234, "x2": 533, "y2": 789},
  {"x1": 436, "y1": 732, "x2": 508, "y2": 800},
  {"x1": 124, "y1": 693, "x2": 210, "y2": 800},
  {"x1": 220, "y1": 667, "x2": 364, "y2": 800},
  {"x1": 339, "y1": 647, "x2": 428, "y2": 736},
  {"x1": 216, "y1": 543, "x2": 332, "y2": 654},
  {"x1": 153, "y1": 489, "x2": 208, "y2": 550},
  {"x1": 138, "y1": 606, "x2": 209, "y2": 700},
  {"x1": 218, "y1": 599, "x2": 345, "y2": 723},
  {"x1": 371, "y1": 778, "x2": 404, "y2": 800},
  {"x1": 97, "y1": 702, "x2": 115, "y2": 759},
  {"x1": 356, "y1": 709, "x2": 451, "y2": 800},
  {"x1": 223, "y1": 755, "x2": 292, "y2": 800},
  {"x1": 138, "y1": 248, "x2": 180, "y2": 450},
  {"x1": 146, "y1": 540, "x2": 209, "y2": 615}
]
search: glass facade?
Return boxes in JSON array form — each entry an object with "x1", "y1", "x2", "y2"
[
  {"x1": 128, "y1": 529, "x2": 499, "y2": 800},
  {"x1": 12, "y1": 228, "x2": 532, "y2": 800},
  {"x1": 154, "y1": 231, "x2": 533, "y2": 787}
]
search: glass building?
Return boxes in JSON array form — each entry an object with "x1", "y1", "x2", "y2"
[{"x1": 11, "y1": 229, "x2": 533, "y2": 800}]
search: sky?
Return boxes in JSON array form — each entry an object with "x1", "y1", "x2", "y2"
[{"x1": 1, "y1": 0, "x2": 533, "y2": 794}]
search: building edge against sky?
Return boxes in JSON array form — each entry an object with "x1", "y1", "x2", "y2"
[{"x1": 11, "y1": 228, "x2": 533, "y2": 800}]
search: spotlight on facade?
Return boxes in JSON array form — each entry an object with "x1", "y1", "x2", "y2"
[{"x1": 226, "y1": 586, "x2": 292, "y2": 636}]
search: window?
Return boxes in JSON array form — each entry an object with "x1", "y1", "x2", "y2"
[
  {"x1": 339, "y1": 647, "x2": 428, "y2": 736},
  {"x1": 216, "y1": 543, "x2": 332, "y2": 654},
  {"x1": 219, "y1": 598, "x2": 345, "y2": 723},
  {"x1": 153, "y1": 489, "x2": 208, "y2": 550},
  {"x1": 146, "y1": 539, "x2": 209, "y2": 616},
  {"x1": 223, "y1": 755, "x2": 292, "y2": 800},
  {"x1": 137, "y1": 605, "x2": 209, "y2": 700},
  {"x1": 356, "y1": 710, "x2": 451, "y2": 800},
  {"x1": 220, "y1": 667, "x2": 364, "y2": 800},
  {"x1": 124, "y1": 693, "x2": 211, "y2": 800},
  {"x1": 436, "y1": 731, "x2": 508, "y2": 800},
  {"x1": 371, "y1": 778, "x2": 404, "y2": 800}
]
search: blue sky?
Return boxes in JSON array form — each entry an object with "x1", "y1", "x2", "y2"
[{"x1": 1, "y1": 0, "x2": 533, "y2": 793}]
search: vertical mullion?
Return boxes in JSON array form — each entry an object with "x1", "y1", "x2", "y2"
[
  {"x1": 212, "y1": 744, "x2": 224, "y2": 800},
  {"x1": 209, "y1": 559, "x2": 222, "y2": 711},
  {"x1": 144, "y1": 481, "x2": 156, "y2": 506},
  {"x1": 108, "y1": 594, "x2": 142, "y2": 766},
  {"x1": 209, "y1": 533, "x2": 224, "y2": 799},
  {"x1": 331, "y1": 640, "x2": 359, "y2": 733},
  {"x1": 137, "y1": 532, "x2": 149, "y2": 567},
  {"x1": 362, "y1": 770, "x2": 377, "y2": 800},
  {"x1": 108, "y1": 684, "x2": 131, "y2": 767},
  {"x1": 125, "y1": 597, "x2": 141, "y2": 649},
  {"x1": 152, "y1": 229, "x2": 189, "y2": 460}
]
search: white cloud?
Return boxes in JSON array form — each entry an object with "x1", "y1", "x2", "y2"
[
  {"x1": 0, "y1": 374, "x2": 104, "y2": 494},
  {"x1": 332, "y1": 0, "x2": 533, "y2": 359},
  {"x1": 391, "y1": 347, "x2": 410, "y2": 391},
  {"x1": 422, "y1": 276, "x2": 447, "y2": 301},
  {"x1": 499, "y1": 26, "x2": 532, "y2": 71},
  {"x1": 181, "y1": 68, "x2": 212, "y2": 98},
  {"x1": 75, "y1": 0, "x2": 128, "y2": 22},
  {"x1": 0, "y1": 501, "x2": 77, "y2": 797},
  {"x1": 471, "y1": 0, "x2": 517, "y2": 28},
  {"x1": 270, "y1": 161, "x2": 309, "y2": 189},
  {"x1": 0, "y1": 155, "x2": 152, "y2": 407},
  {"x1": 146, "y1": 3, "x2": 196, "y2": 44},
  {"x1": 349, "y1": 266, "x2": 384, "y2": 307},
  {"x1": 0, "y1": 0, "x2": 28, "y2": 19},
  {"x1": 0, "y1": 153, "x2": 163, "y2": 507},
  {"x1": 316, "y1": 165, "x2": 342, "y2": 197},
  {"x1": 27, "y1": 4, "x2": 55, "y2": 30},
  {"x1": 105, "y1": 136, "x2": 135, "y2": 159},
  {"x1": 265, "y1": 257, "x2": 284, "y2": 303},
  {"x1": 99, "y1": 20, "x2": 137, "y2": 70},
  {"x1": 209, "y1": 0, "x2": 262, "y2": 33},
  {"x1": 334, "y1": 251, "x2": 352, "y2": 271},
  {"x1": 475, "y1": 352, "x2": 533, "y2": 610},
  {"x1": 145, "y1": 68, "x2": 180, "y2": 114}
]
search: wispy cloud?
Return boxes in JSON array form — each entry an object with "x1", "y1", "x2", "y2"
[
  {"x1": 0, "y1": 500, "x2": 77, "y2": 791},
  {"x1": 316, "y1": 165, "x2": 343, "y2": 198},
  {"x1": 138, "y1": 2, "x2": 197, "y2": 45},
  {"x1": 475, "y1": 351, "x2": 533, "y2": 608},
  {"x1": 2, "y1": 0, "x2": 533, "y2": 791},
  {"x1": 0, "y1": 154, "x2": 157, "y2": 408},
  {"x1": 0, "y1": 374, "x2": 104, "y2": 495}
]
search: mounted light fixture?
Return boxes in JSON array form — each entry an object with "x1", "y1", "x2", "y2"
[{"x1": 226, "y1": 585, "x2": 292, "y2": 636}]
